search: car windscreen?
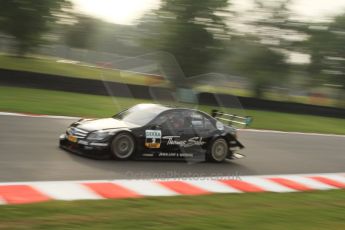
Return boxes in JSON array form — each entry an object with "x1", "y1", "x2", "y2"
[{"x1": 113, "y1": 104, "x2": 167, "y2": 126}]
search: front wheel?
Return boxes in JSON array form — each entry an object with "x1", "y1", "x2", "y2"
[
  {"x1": 111, "y1": 133, "x2": 135, "y2": 160},
  {"x1": 208, "y1": 138, "x2": 229, "y2": 162}
]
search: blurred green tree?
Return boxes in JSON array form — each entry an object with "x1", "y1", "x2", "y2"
[
  {"x1": 306, "y1": 14, "x2": 345, "y2": 90},
  {"x1": 62, "y1": 16, "x2": 145, "y2": 56},
  {"x1": 219, "y1": 0, "x2": 292, "y2": 98},
  {"x1": 139, "y1": 0, "x2": 232, "y2": 85},
  {"x1": 64, "y1": 15, "x2": 98, "y2": 50},
  {"x1": 0, "y1": 0, "x2": 70, "y2": 56},
  {"x1": 227, "y1": 39, "x2": 289, "y2": 98}
]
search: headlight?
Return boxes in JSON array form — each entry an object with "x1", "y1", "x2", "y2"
[{"x1": 86, "y1": 130, "x2": 111, "y2": 141}]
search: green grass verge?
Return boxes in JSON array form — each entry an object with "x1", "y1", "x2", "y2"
[
  {"x1": 241, "y1": 109, "x2": 345, "y2": 134},
  {"x1": 1, "y1": 86, "x2": 345, "y2": 134},
  {"x1": 0, "y1": 54, "x2": 162, "y2": 85},
  {"x1": 0, "y1": 190, "x2": 344, "y2": 230}
]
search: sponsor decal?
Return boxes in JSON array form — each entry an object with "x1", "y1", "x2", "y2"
[
  {"x1": 158, "y1": 152, "x2": 194, "y2": 158},
  {"x1": 216, "y1": 121, "x2": 224, "y2": 130},
  {"x1": 179, "y1": 153, "x2": 194, "y2": 157},
  {"x1": 158, "y1": 152, "x2": 177, "y2": 157},
  {"x1": 163, "y1": 136, "x2": 205, "y2": 148},
  {"x1": 145, "y1": 130, "x2": 162, "y2": 148}
]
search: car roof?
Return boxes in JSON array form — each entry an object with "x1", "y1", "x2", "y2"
[
  {"x1": 134, "y1": 103, "x2": 210, "y2": 116},
  {"x1": 131, "y1": 103, "x2": 171, "y2": 111}
]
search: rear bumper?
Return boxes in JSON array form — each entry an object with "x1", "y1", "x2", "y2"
[{"x1": 59, "y1": 134, "x2": 111, "y2": 159}]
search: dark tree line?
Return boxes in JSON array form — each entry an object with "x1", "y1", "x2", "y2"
[
  {"x1": 0, "y1": 0, "x2": 69, "y2": 55},
  {"x1": 139, "y1": 0, "x2": 231, "y2": 80}
]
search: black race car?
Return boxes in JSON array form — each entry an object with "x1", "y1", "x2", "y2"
[{"x1": 59, "y1": 104, "x2": 251, "y2": 162}]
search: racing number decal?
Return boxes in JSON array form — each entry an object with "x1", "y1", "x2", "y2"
[{"x1": 145, "y1": 130, "x2": 162, "y2": 148}]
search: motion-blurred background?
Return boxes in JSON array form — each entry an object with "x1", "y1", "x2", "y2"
[{"x1": 1, "y1": 0, "x2": 345, "y2": 109}]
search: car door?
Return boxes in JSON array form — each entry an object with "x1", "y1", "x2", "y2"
[
  {"x1": 188, "y1": 111, "x2": 218, "y2": 154},
  {"x1": 147, "y1": 110, "x2": 205, "y2": 156},
  {"x1": 160, "y1": 110, "x2": 208, "y2": 157},
  {"x1": 158, "y1": 110, "x2": 195, "y2": 155},
  {"x1": 140, "y1": 110, "x2": 185, "y2": 158}
]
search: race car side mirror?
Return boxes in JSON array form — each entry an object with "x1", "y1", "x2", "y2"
[
  {"x1": 149, "y1": 124, "x2": 161, "y2": 130},
  {"x1": 245, "y1": 117, "x2": 253, "y2": 126},
  {"x1": 211, "y1": 109, "x2": 218, "y2": 118}
]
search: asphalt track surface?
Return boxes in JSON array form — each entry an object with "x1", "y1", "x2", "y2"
[{"x1": 0, "y1": 115, "x2": 344, "y2": 182}]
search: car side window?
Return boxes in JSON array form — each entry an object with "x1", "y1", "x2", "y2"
[
  {"x1": 152, "y1": 110, "x2": 215, "y2": 131},
  {"x1": 190, "y1": 112, "x2": 215, "y2": 130},
  {"x1": 154, "y1": 111, "x2": 185, "y2": 130}
]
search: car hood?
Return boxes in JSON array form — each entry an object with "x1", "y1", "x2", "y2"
[{"x1": 77, "y1": 118, "x2": 137, "y2": 132}]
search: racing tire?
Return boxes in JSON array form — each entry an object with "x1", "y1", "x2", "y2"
[
  {"x1": 208, "y1": 138, "x2": 229, "y2": 162},
  {"x1": 111, "y1": 132, "x2": 135, "y2": 160}
]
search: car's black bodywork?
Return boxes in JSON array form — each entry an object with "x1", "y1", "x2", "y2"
[{"x1": 59, "y1": 104, "x2": 245, "y2": 161}]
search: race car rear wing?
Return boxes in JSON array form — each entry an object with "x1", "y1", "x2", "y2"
[{"x1": 211, "y1": 109, "x2": 253, "y2": 128}]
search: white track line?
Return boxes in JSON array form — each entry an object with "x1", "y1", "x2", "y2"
[
  {"x1": 240, "y1": 129, "x2": 345, "y2": 138},
  {"x1": 0, "y1": 112, "x2": 79, "y2": 120}
]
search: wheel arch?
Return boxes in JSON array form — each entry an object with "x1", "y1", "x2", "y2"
[
  {"x1": 109, "y1": 129, "x2": 138, "y2": 159},
  {"x1": 207, "y1": 136, "x2": 229, "y2": 162}
]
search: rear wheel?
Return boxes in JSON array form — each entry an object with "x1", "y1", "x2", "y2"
[
  {"x1": 208, "y1": 138, "x2": 228, "y2": 162},
  {"x1": 111, "y1": 133, "x2": 135, "y2": 160}
]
